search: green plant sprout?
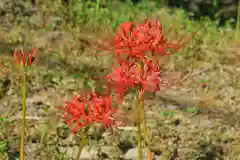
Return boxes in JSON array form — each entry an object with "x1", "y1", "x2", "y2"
[
  {"x1": 185, "y1": 106, "x2": 200, "y2": 114},
  {"x1": 175, "y1": 52, "x2": 180, "y2": 57},
  {"x1": 0, "y1": 140, "x2": 7, "y2": 153},
  {"x1": 159, "y1": 111, "x2": 175, "y2": 118},
  {"x1": 159, "y1": 105, "x2": 200, "y2": 118}
]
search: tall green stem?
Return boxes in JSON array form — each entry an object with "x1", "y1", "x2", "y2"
[
  {"x1": 137, "y1": 105, "x2": 143, "y2": 160},
  {"x1": 235, "y1": 0, "x2": 240, "y2": 43},
  {"x1": 75, "y1": 131, "x2": 87, "y2": 160},
  {"x1": 140, "y1": 100, "x2": 152, "y2": 160},
  {"x1": 137, "y1": 61, "x2": 152, "y2": 160},
  {"x1": 20, "y1": 72, "x2": 27, "y2": 160}
]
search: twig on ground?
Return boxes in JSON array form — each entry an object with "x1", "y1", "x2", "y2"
[{"x1": 180, "y1": 67, "x2": 212, "y2": 83}]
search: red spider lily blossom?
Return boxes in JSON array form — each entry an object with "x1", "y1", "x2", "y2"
[
  {"x1": 117, "y1": 21, "x2": 135, "y2": 38},
  {"x1": 139, "y1": 59, "x2": 161, "y2": 92},
  {"x1": 106, "y1": 59, "x2": 163, "y2": 103},
  {"x1": 57, "y1": 92, "x2": 122, "y2": 133},
  {"x1": 106, "y1": 61, "x2": 137, "y2": 99},
  {"x1": 101, "y1": 19, "x2": 193, "y2": 60},
  {"x1": 13, "y1": 48, "x2": 37, "y2": 67}
]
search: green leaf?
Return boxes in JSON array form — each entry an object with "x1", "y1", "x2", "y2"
[
  {"x1": 43, "y1": 106, "x2": 50, "y2": 113},
  {"x1": 0, "y1": 140, "x2": 7, "y2": 152},
  {"x1": 200, "y1": 79, "x2": 206, "y2": 83},
  {"x1": 95, "y1": 85, "x2": 103, "y2": 95},
  {"x1": 175, "y1": 53, "x2": 180, "y2": 57},
  {"x1": 0, "y1": 117, "x2": 8, "y2": 122},
  {"x1": 169, "y1": 111, "x2": 175, "y2": 118},
  {"x1": 186, "y1": 107, "x2": 200, "y2": 114},
  {"x1": 72, "y1": 73, "x2": 81, "y2": 79},
  {"x1": 160, "y1": 112, "x2": 169, "y2": 117}
]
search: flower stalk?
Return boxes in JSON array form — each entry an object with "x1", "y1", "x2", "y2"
[
  {"x1": 235, "y1": 0, "x2": 240, "y2": 44},
  {"x1": 13, "y1": 48, "x2": 37, "y2": 160},
  {"x1": 20, "y1": 71, "x2": 27, "y2": 160},
  {"x1": 137, "y1": 106, "x2": 143, "y2": 160},
  {"x1": 140, "y1": 99, "x2": 152, "y2": 160},
  {"x1": 75, "y1": 130, "x2": 87, "y2": 160},
  {"x1": 138, "y1": 61, "x2": 152, "y2": 160}
]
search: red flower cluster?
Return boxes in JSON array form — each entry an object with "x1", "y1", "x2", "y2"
[
  {"x1": 57, "y1": 19, "x2": 189, "y2": 133},
  {"x1": 13, "y1": 48, "x2": 37, "y2": 67},
  {"x1": 57, "y1": 92, "x2": 120, "y2": 133},
  {"x1": 106, "y1": 59, "x2": 161, "y2": 102},
  {"x1": 109, "y1": 19, "x2": 184, "y2": 59}
]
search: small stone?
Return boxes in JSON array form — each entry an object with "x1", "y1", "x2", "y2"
[
  {"x1": 63, "y1": 146, "x2": 98, "y2": 159},
  {"x1": 124, "y1": 147, "x2": 147, "y2": 160}
]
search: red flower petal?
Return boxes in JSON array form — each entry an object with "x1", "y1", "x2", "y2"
[
  {"x1": 13, "y1": 49, "x2": 20, "y2": 64},
  {"x1": 21, "y1": 48, "x2": 26, "y2": 66}
]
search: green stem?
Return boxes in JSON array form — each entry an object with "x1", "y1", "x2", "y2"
[
  {"x1": 138, "y1": 61, "x2": 151, "y2": 160},
  {"x1": 20, "y1": 72, "x2": 27, "y2": 160},
  {"x1": 137, "y1": 106, "x2": 143, "y2": 160},
  {"x1": 140, "y1": 100, "x2": 152, "y2": 160},
  {"x1": 235, "y1": 0, "x2": 240, "y2": 43},
  {"x1": 75, "y1": 131, "x2": 87, "y2": 160},
  {"x1": 136, "y1": 61, "x2": 144, "y2": 160},
  {"x1": 213, "y1": 0, "x2": 218, "y2": 9}
]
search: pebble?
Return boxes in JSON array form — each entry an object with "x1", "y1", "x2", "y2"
[
  {"x1": 123, "y1": 147, "x2": 149, "y2": 160},
  {"x1": 61, "y1": 146, "x2": 98, "y2": 160}
]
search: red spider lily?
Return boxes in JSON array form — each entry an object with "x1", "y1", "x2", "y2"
[
  {"x1": 138, "y1": 59, "x2": 161, "y2": 92},
  {"x1": 57, "y1": 92, "x2": 121, "y2": 133},
  {"x1": 105, "y1": 61, "x2": 138, "y2": 102},
  {"x1": 13, "y1": 48, "x2": 37, "y2": 67},
  {"x1": 106, "y1": 59, "x2": 163, "y2": 103},
  {"x1": 117, "y1": 21, "x2": 135, "y2": 38},
  {"x1": 101, "y1": 19, "x2": 193, "y2": 60}
]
